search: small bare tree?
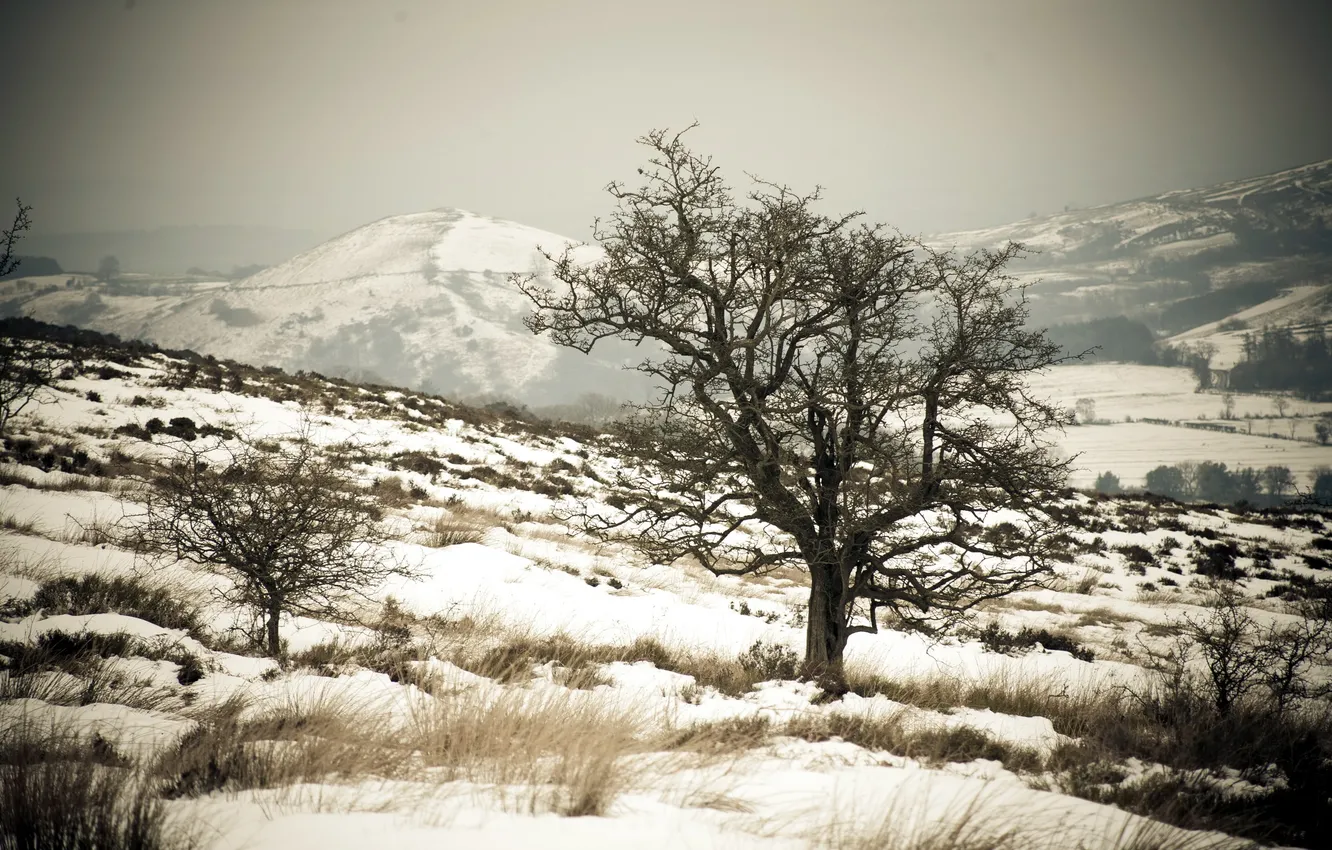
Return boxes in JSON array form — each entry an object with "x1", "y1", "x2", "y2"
[
  {"x1": 1074, "y1": 398, "x2": 1096, "y2": 425},
  {"x1": 137, "y1": 434, "x2": 410, "y2": 656},
  {"x1": 0, "y1": 200, "x2": 64, "y2": 436},
  {"x1": 515, "y1": 128, "x2": 1073, "y2": 676}
]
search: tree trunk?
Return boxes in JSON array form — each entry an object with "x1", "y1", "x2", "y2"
[
  {"x1": 265, "y1": 596, "x2": 283, "y2": 658},
  {"x1": 804, "y1": 561, "x2": 848, "y2": 681}
]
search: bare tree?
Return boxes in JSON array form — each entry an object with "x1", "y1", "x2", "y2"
[
  {"x1": 96, "y1": 255, "x2": 121, "y2": 284},
  {"x1": 515, "y1": 128, "x2": 1073, "y2": 677},
  {"x1": 1273, "y1": 396, "x2": 1290, "y2": 418},
  {"x1": 1074, "y1": 398, "x2": 1096, "y2": 425},
  {"x1": 0, "y1": 200, "x2": 64, "y2": 435},
  {"x1": 1, "y1": 198, "x2": 31, "y2": 278},
  {"x1": 137, "y1": 433, "x2": 411, "y2": 657}
]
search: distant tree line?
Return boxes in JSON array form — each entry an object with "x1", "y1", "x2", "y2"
[
  {"x1": 1043, "y1": 315, "x2": 1159, "y2": 364},
  {"x1": 1228, "y1": 325, "x2": 1332, "y2": 400},
  {"x1": 1095, "y1": 461, "x2": 1332, "y2": 507}
]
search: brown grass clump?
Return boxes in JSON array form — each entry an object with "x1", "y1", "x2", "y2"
[
  {"x1": 407, "y1": 687, "x2": 647, "y2": 816},
  {"x1": 154, "y1": 694, "x2": 409, "y2": 798},
  {"x1": 785, "y1": 711, "x2": 1044, "y2": 774},
  {"x1": 424, "y1": 513, "x2": 486, "y2": 547},
  {"x1": 662, "y1": 715, "x2": 773, "y2": 755},
  {"x1": 1, "y1": 721, "x2": 200, "y2": 850}
]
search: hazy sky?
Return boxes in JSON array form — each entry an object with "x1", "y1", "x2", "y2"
[{"x1": 4, "y1": 0, "x2": 1330, "y2": 241}]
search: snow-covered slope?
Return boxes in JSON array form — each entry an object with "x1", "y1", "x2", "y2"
[
  {"x1": 932, "y1": 158, "x2": 1332, "y2": 263},
  {"x1": 3, "y1": 335, "x2": 1330, "y2": 848},
  {"x1": 927, "y1": 159, "x2": 1332, "y2": 331},
  {"x1": 7, "y1": 209, "x2": 645, "y2": 406}
]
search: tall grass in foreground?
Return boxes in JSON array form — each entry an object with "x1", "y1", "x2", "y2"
[
  {"x1": 0, "y1": 722, "x2": 198, "y2": 850},
  {"x1": 842, "y1": 661, "x2": 1328, "y2": 846},
  {"x1": 153, "y1": 685, "x2": 648, "y2": 818}
]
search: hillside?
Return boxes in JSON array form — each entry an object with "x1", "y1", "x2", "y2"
[
  {"x1": 2, "y1": 330, "x2": 1331, "y2": 848},
  {"x1": 928, "y1": 159, "x2": 1332, "y2": 332}
]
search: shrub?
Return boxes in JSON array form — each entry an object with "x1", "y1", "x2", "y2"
[
  {"x1": 737, "y1": 640, "x2": 800, "y2": 681},
  {"x1": 1191, "y1": 540, "x2": 1243, "y2": 580},
  {"x1": 31, "y1": 574, "x2": 205, "y2": 637},
  {"x1": 1116, "y1": 543, "x2": 1156, "y2": 567},
  {"x1": 976, "y1": 623, "x2": 1095, "y2": 662}
]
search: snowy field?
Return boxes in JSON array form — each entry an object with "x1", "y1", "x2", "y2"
[
  {"x1": 1059, "y1": 422, "x2": 1332, "y2": 489},
  {"x1": 1, "y1": 343, "x2": 1330, "y2": 849},
  {"x1": 1031, "y1": 364, "x2": 1332, "y2": 488}
]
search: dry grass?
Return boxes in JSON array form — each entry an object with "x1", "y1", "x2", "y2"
[
  {"x1": 817, "y1": 790, "x2": 1032, "y2": 850},
  {"x1": 785, "y1": 711, "x2": 1045, "y2": 774},
  {"x1": 843, "y1": 666, "x2": 1101, "y2": 730},
  {"x1": 0, "y1": 636, "x2": 187, "y2": 711},
  {"x1": 155, "y1": 693, "x2": 410, "y2": 798},
  {"x1": 0, "y1": 720, "x2": 200, "y2": 850},
  {"x1": 407, "y1": 686, "x2": 647, "y2": 816},
  {"x1": 423, "y1": 512, "x2": 486, "y2": 548},
  {"x1": 815, "y1": 786, "x2": 1249, "y2": 850},
  {"x1": 154, "y1": 681, "x2": 649, "y2": 818},
  {"x1": 458, "y1": 632, "x2": 772, "y2": 697},
  {"x1": 661, "y1": 715, "x2": 773, "y2": 755}
]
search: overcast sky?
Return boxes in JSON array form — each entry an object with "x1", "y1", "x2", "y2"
[{"x1": 4, "y1": 0, "x2": 1330, "y2": 242}]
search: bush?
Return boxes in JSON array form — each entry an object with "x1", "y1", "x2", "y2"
[
  {"x1": 32, "y1": 575, "x2": 205, "y2": 638},
  {"x1": 737, "y1": 640, "x2": 800, "y2": 681},
  {"x1": 1191, "y1": 540, "x2": 1244, "y2": 580},
  {"x1": 976, "y1": 623, "x2": 1095, "y2": 662}
]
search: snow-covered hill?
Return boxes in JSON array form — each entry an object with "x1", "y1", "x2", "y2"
[
  {"x1": 932, "y1": 158, "x2": 1332, "y2": 265},
  {"x1": 5, "y1": 209, "x2": 645, "y2": 406}
]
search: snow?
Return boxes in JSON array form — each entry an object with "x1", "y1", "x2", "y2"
[{"x1": 0, "y1": 335, "x2": 1324, "y2": 850}]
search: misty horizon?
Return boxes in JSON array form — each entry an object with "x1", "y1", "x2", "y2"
[{"x1": 4, "y1": 0, "x2": 1331, "y2": 245}]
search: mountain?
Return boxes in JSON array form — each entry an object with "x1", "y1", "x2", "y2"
[
  {"x1": 5, "y1": 160, "x2": 1331, "y2": 404},
  {"x1": 4, "y1": 209, "x2": 648, "y2": 406}
]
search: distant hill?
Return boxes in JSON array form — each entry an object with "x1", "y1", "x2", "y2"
[
  {"x1": 0, "y1": 255, "x2": 62, "y2": 280},
  {"x1": 927, "y1": 158, "x2": 1332, "y2": 333}
]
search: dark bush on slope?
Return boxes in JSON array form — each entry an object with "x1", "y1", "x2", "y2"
[{"x1": 32, "y1": 575, "x2": 205, "y2": 638}]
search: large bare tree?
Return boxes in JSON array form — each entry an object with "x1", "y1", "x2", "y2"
[{"x1": 515, "y1": 129, "x2": 1074, "y2": 677}]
